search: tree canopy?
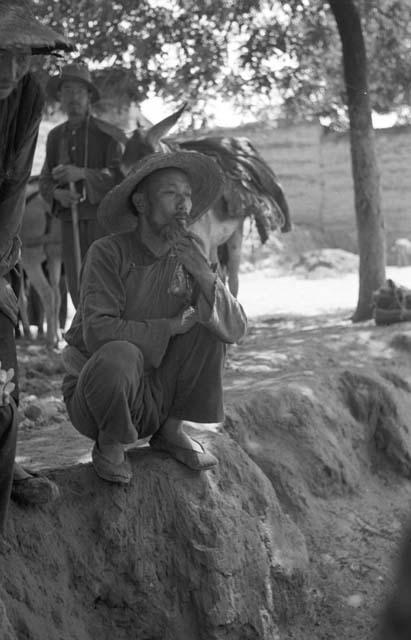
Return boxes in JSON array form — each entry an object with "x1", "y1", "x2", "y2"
[{"x1": 32, "y1": 0, "x2": 411, "y2": 125}]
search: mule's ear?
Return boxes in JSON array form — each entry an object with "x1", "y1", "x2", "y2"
[
  {"x1": 131, "y1": 191, "x2": 148, "y2": 214},
  {"x1": 146, "y1": 102, "x2": 188, "y2": 148},
  {"x1": 134, "y1": 109, "x2": 153, "y2": 129}
]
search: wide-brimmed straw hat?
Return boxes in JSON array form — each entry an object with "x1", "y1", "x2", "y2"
[
  {"x1": 0, "y1": 0, "x2": 73, "y2": 54},
  {"x1": 98, "y1": 150, "x2": 225, "y2": 234},
  {"x1": 47, "y1": 63, "x2": 100, "y2": 103}
]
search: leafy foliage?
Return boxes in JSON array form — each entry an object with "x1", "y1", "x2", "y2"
[
  {"x1": 238, "y1": 0, "x2": 411, "y2": 120},
  {"x1": 31, "y1": 0, "x2": 411, "y2": 123}
]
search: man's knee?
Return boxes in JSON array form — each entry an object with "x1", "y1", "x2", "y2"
[
  {"x1": 183, "y1": 324, "x2": 221, "y2": 348},
  {"x1": 69, "y1": 341, "x2": 145, "y2": 431},
  {"x1": 172, "y1": 325, "x2": 225, "y2": 374},
  {"x1": 94, "y1": 340, "x2": 144, "y2": 379},
  {"x1": 193, "y1": 325, "x2": 225, "y2": 357}
]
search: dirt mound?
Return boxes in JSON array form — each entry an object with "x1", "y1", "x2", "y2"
[
  {"x1": 222, "y1": 359, "x2": 411, "y2": 639},
  {"x1": 9, "y1": 312, "x2": 411, "y2": 639},
  {"x1": 339, "y1": 369, "x2": 411, "y2": 476},
  {"x1": 239, "y1": 223, "x2": 358, "y2": 278},
  {"x1": 2, "y1": 432, "x2": 308, "y2": 640},
  {"x1": 291, "y1": 249, "x2": 359, "y2": 278},
  {"x1": 224, "y1": 365, "x2": 411, "y2": 522}
]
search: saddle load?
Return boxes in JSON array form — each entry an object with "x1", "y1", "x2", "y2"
[{"x1": 373, "y1": 279, "x2": 411, "y2": 325}]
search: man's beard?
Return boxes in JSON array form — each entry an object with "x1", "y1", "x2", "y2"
[{"x1": 149, "y1": 216, "x2": 188, "y2": 243}]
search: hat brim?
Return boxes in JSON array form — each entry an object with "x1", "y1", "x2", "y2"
[
  {"x1": 0, "y1": 9, "x2": 73, "y2": 54},
  {"x1": 98, "y1": 151, "x2": 225, "y2": 234},
  {"x1": 47, "y1": 74, "x2": 100, "y2": 103}
]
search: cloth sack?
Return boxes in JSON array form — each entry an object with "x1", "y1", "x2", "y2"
[{"x1": 373, "y1": 279, "x2": 411, "y2": 325}]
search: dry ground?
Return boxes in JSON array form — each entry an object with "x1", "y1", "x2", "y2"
[{"x1": 11, "y1": 252, "x2": 411, "y2": 639}]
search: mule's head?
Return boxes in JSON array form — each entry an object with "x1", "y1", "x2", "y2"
[{"x1": 121, "y1": 102, "x2": 188, "y2": 174}]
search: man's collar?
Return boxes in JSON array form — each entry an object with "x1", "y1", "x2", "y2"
[
  {"x1": 65, "y1": 114, "x2": 90, "y2": 131},
  {"x1": 137, "y1": 219, "x2": 171, "y2": 258},
  {"x1": 140, "y1": 232, "x2": 170, "y2": 258}
]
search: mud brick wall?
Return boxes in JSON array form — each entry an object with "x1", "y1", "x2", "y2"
[
  {"x1": 34, "y1": 114, "x2": 411, "y2": 255},
  {"x1": 180, "y1": 120, "x2": 411, "y2": 255}
]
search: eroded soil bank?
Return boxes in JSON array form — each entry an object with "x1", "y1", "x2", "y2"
[{"x1": 2, "y1": 312, "x2": 411, "y2": 639}]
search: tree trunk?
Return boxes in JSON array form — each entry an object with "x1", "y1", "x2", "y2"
[{"x1": 328, "y1": 0, "x2": 385, "y2": 321}]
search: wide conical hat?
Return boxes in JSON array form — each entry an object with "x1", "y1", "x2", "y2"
[
  {"x1": 0, "y1": 0, "x2": 73, "y2": 54},
  {"x1": 98, "y1": 150, "x2": 225, "y2": 234}
]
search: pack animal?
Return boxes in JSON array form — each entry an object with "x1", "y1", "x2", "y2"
[
  {"x1": 122, "y1": 105, "x2": 291, "y2": 296},
  {"x1": 19, "y1": 176, "x2": 63, "y2": 347}
]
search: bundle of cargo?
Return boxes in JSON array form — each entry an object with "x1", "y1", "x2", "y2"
[{"x1": 373, "y1": 279, "x2": 411, "y2": 325}]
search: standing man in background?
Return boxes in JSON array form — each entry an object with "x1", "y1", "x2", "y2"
[
  {"x1": 0, "y1": 0, "x2": 73, "y2": 550},
  {"x1": 39, "y1": 63, "x2": 124, "y2": 307}
]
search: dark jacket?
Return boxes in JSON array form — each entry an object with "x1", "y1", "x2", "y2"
[
  {"x1": 64, "y1": 230, "x2": 247, "y2": 374},
  {"x1": 39, "y1": 115, "x2": 123, "y2": 221},
  {"x1": 0, "y1": 72, "x2": 44, "y2": 277}
]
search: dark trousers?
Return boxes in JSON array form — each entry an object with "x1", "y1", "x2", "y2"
[
  {"x1": 65, "y1": 325, "x2": 225, "y2": 443},
  {"x1": 0, "y1": 307, "x2": 18, "y2": 534}
]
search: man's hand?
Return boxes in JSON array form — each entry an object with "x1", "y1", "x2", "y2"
[
  {"x1": 0, "y1": 363, "x2": 15, "y2": 407},
  {"x1": 52, "y1": 164, "x2": 85, "y2": 184},
  {"x1": 169, "y1": 306, "x2": 198, "y2": 336},
  {"x1": 53, "y1": 188, "x2": 80, "y2": 208},
  {"x1": 173, "y1": 233, "x2": 210, "y2": 280},
  {"x1": 173, "y1": 233, "x2": 216, "y2": 306}
]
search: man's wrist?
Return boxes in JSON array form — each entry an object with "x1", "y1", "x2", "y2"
[
  {"x1": 195, "y1": 269, "x2": 216, "y2": 289},
  {"x1": 195, "y1": 270, "x2": 216, "y2": 305}
]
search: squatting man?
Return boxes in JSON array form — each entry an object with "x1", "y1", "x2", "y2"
[{"x1": 61, "y1": 150, "x2": 247, "y2": 483}]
